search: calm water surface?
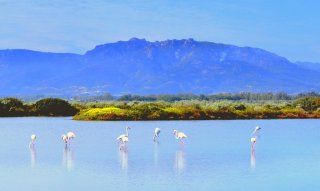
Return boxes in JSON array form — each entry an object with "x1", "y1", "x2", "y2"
[{"x1": 0, "y1": 117, "x2": 319, "y2": 191}]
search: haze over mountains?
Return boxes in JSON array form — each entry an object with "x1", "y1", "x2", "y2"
[{"x1": 0, "y1": 38, "x2": 319, "y2": 96}]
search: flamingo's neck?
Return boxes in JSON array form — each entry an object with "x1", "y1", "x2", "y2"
[
  {"x1": 126, "y1": 128, "x2": 129, "y2": 136},
  {"x1": 174, "y1": 132, "x2": 178, "y2": 139}
]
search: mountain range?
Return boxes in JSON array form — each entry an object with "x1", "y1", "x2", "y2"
[{"x1": 0, "y1": 38, "x2": 319, "y2": 96}]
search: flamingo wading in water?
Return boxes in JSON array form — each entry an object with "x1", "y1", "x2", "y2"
[
  {"x1": 117, "y1": 126, "x2": 131, "y2": 149},
  {"x1": 173, "y1": 130, "x2": 187, "y2": 143},
  {"x1": 61, "y1": 132, "x2": 76, "y2": 147},
  {"x1": 29, "y1": 134, "x2": 37, "y2": 148},
  {"x1": 153, "y1": 128, "x2": 161, "y2": 142},
  {"x1": 250, "y1": 137, "x2": 257, "y2": 151}
]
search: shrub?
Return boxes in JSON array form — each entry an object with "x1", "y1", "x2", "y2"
[
  {"x1": 294, "y1": 97, "x2": 320, "y2": 112},
  {"x1": 73, "y1": 107, "x2": 126, "y2": 120},
  {"x1": 34, "y1": 98, "x2": 78, "y2": 116},
  {"x1": 0, "y1": 98, "x2": 28, "y2": 116}
]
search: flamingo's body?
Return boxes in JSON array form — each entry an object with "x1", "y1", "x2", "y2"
[
  {"x1": 67, "y1": 132, "x2": 76, "y2": 139},
  {"x1": 117, "y1": 134, "x2": 129, "y2": 142},
  {"x1": 153, "y1": 128, "x2": 161, "y2": 142},
  {"x1": 29, "y1": 134, "x2": 37, "y2": 148},
  {"x1": 250, "y1": 137, "x2": 257, "y2": 143},
  {"x1": 119, "y1": 136, "x2": 129, "y2": 143},
  {"x1": 117, "y1": 126, "x2": 130, "y2": 150},
  {"x1": 173, "y1": 130, "x2": 187, "y2": 143}
]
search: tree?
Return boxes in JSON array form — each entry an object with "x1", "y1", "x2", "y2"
[
  {"x1": 34, "y1": 98, "x2": 78, "y2": 116},
  {"x1": 0, "y1": 98, "x2": 27, "y2": 116}
]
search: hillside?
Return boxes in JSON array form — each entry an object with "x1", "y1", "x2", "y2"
[{"x1": 0, "y1": 38, "x2": 319, "y2": 96}]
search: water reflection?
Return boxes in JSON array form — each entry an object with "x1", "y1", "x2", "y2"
[
  {"x1": 250, "y1": 149, "x2": 256, "y2": 170},
  {"x1": 154, "y1": 142, "x2": 159, "y2": 167},
  {"x1": 174, "y1": 149, "x2": 186, "y2": 173},
  {"x1": 62, "y1": 146, "x2": 75, "y2": 171},
  {"x1": 30, "y1": 147, "x2": 36, "y2": 168},
  {"x1": 118, "y1": 149, "x2": 128, "y2": 172}
]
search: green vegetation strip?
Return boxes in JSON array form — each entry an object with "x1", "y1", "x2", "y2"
[
  {"x1": 1, "y1": 96, "x2": 320, "y2": 120},
  {"x1": 73, "y1": 97, "x2": 320, "y2": 120}
]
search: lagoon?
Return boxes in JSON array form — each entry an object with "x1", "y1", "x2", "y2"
[{"x1": 0, "y1": 117, "x2": 319, "y2": 190}]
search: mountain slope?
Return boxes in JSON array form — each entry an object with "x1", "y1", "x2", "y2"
[
  {"x1": 0, "y1": 38, "x2": 319, "y2": 95},
  {"x1": 295, "y1": 61, "x2": 320, "y2": 72}
]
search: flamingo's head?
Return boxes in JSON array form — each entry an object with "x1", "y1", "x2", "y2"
[
  {"x1": 256, "y1": 126, "x2": 261, "y2": 130},
  {"x1": 173, "y1": 130, "x2": 177, "y2": 135}
]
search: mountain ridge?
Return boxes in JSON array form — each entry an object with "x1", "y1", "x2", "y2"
[{"x1": 0, "y1": 38, "x2": 319, "y2": 96}]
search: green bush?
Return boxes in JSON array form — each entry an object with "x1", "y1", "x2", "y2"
[
  {"x1": 34, "y1": 98, "x2": 78, "y2": 116},
  {"x1": 0, "y1": 98, "x2": 28, "y2": 116},
  {"x1": 294, "y1": 97, "x2": 320, "y2": 112}
]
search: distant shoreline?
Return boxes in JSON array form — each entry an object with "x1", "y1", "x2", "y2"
[
  {"x1": 73, "y1": 115, "x2": 320, "y2": 121},
  {"x1": 73, "y1": 98, "x2": 320, "y2": 121},
  {"x1": 1, "y1": 96, "x2": 319, "y2": 121}
]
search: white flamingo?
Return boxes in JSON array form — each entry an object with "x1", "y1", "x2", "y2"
[
  {"x1": 173, "y1": 130, "x2": 187, "y2": 143},
  {"x1": 153, "y1": 128, "x2": 161, "y2": 142},
  {"x1": 117, "y1": 126, "x2": 131, "y2": 149},
  {"x1": 29, "y1": 134, "x2": 37, "y2": 148},
  {"x1": 250, "y1": 137, "x2": 257, "y2": 151},
  {"x1": 61, "y1": 132, "x2": 76, "y2": 147}
]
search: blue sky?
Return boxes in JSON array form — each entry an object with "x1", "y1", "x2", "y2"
[{"x1": 0, "y1": 0, "x2": 319, "y2": 62}]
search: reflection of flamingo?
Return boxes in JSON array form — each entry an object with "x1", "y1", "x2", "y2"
[
  {"x1": 250, "y1": 148, "x2": 256, "y2": 170},
  {"x1": 154, "y1": 142, "x2": 159, "y2": 167},
  {"x1": 29, "y1": 134, "x2": 37, "y2": 148},
  {"x1": 62, "y1": 146, "x2": 74, "y2": 171},
  {"x1": 118, "y1": 149, "x2": 128, "y2": 171},
  {"x1": 174, "y1": 150, "x2": 186, "y2": 173},
  {"x1": 30, "y1": 146, "x2": 36, "y2": 168},
  {"x1": 173, "y1": 130, "x2": 187, "y2": 144},
  {"x1": 117, "y1": 126, "x2": 130, "y2": 150},
  {"x1": 153, "y1": 128, "x2": 161, "y2": 142}
]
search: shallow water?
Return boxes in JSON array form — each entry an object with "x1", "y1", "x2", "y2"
[{"x1": 0, "y1": 117, "x2": 319, "y2": 190}]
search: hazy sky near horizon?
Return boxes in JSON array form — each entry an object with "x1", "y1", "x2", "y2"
[{"x1": 0, "y1": 0, "x2": 319, "y2": 62}]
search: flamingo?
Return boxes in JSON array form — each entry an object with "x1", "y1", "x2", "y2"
[
  {"x1": 173, "y1": 130, "x2": 187, "y2": 143},
  {"x1": 250, "y1": 137, "x2": 257, "y2": 151},
  {"x1": 153, "y1": 128, "x2": 161, "y2": 142},
  {"x1": 61, "y1": 132, "x2": 76, "y2": 147},
  {"x1": 29, "y1": 134, "x2": 37, "y2": 148},
  {"x1": 117, "y1": 126, "x2": 131, "y2": 149}
]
